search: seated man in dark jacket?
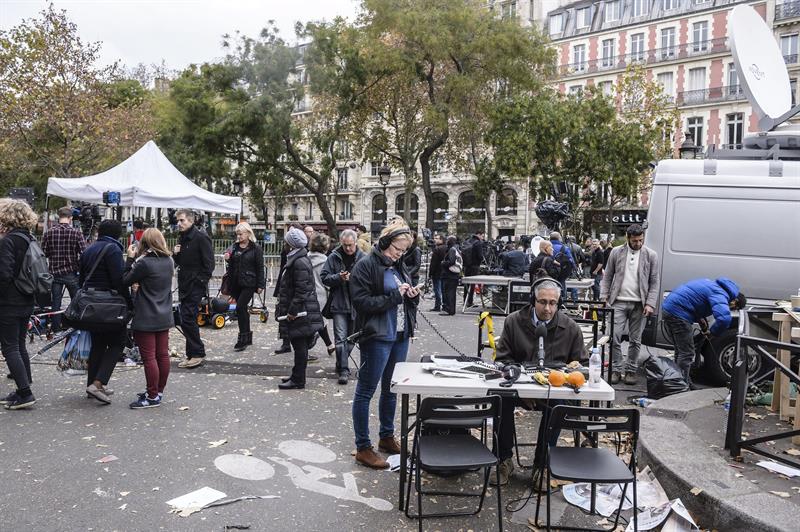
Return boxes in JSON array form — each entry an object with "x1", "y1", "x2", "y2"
[
  {"x1": 491, "y1": 277, "x2": 587, "y2": 487},
  {"x1": 499, "y1": 243, "x2": 528, "y2": 277},
  {"x1": 662, "y1": 278, "x2": 746, "y2": 387}
]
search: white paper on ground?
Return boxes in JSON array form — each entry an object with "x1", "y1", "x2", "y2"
[
  {"x1": 561, "y1": 466, "x2": 667, "y2": 518},
  {"x1": 166, "y1": 487, "x2": 226, "y2": 510},
  {"x1": 385, "y1": 454, "x2": 411, "y2": 472},
  {"x1": 756, "y1": 460, "x2": 800, "y2": 477},
  {"x1": 624, "y1": 498, "x2": 698, "y2": 532},
  {"x1": 661, "y1": 499, "x2": 700, "y2": 532}
]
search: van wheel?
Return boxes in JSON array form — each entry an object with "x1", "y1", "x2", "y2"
[{"x1": 702, "y1": 329, "x2": 767, "y2": 386}]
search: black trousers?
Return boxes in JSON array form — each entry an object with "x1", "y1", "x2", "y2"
[
  {"x1": 442, "y1": 278, "x2": 459, "y2": 315},
  {"x1": 230, "y1": 285, "x2": 255, "y2": 335},
  {"x1": 88, "y1": 329, "x2": 124, "y2": 386},
  {"x1": 498, "y1": 397, "x2": 566, "y2": 466},
  {"x1": 179, "y1": 282, "x2": 206, "y2": 358},
  {"x1": 0, "y1": 315, "x2": 32, "y2": 392},
  {"x1": 289, "y1": 336, "x2": 312, "y2": 385}
]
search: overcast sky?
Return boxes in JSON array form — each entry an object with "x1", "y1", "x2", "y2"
[{"x1": 0, "y1": 0, "x2": 361, "y2": 70}]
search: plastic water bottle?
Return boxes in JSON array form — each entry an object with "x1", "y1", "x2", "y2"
[
  {"x1": 723, "y1": 392, "x2": 731, "y2": 412},
  {"x1": 588, "y1": 347, "x2": 602, "y2": 388}
]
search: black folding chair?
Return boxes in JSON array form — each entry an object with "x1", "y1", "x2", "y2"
[
  {"x1": 534, "y1": 405, "x2": 639, "y2": 532},
  {"x1": 404, "y1": 395, "x2": 504, "y2": 532}
]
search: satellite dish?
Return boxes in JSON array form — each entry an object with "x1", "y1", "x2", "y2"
[{"x1": 730, "y1": 5, "x2": 798, "y2": 131}]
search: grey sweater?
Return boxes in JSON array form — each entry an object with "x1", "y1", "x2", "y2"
[{"x1": 123, "y1": 253, "x2": 175, "y2": 332}]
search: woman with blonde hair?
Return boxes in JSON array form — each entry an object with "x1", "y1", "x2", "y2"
[
  {"x1": 349, "y1": 218, "x2": 420, "y2": 468},
  {"x1": 123, "y1": 228, "x2": 175, "y2": 408},
  {"x1": 224, "y1": 222, "x2": 265, "y2": 351},
  {"x1": 0, "y1": 199, "x2": 40, "y2": 409}
]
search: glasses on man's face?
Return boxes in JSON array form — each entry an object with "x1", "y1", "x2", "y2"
[
  {"x1": 389, "y1": 243, "x2": 408, "y2": 253},
  {"x1": 535, "y1": 299, "x2": 559, "y2": 308}
]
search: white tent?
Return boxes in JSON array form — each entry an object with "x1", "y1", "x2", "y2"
[{"x1": 46, "y1": 141, "x2": 241, "y2": 214}]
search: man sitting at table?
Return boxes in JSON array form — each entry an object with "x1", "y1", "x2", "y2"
[{"x1": 491, "y1": 276, "x2": 587, "y2": 487}]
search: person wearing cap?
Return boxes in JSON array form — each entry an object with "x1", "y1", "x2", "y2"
[
  {"x1": 276, "y1": 227, "x2": 324, "y2": 390},
  {"x1": 491, "y1": 276, "x2": 587, "y2": 487}
]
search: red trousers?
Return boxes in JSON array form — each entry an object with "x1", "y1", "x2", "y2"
[{"x1": 134, "y1": 330, "x2": 170, "y2": 399}]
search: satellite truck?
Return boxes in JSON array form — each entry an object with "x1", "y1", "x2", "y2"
[{"x1": 641, "y1": 5, "x2": 800, "y2": 385}]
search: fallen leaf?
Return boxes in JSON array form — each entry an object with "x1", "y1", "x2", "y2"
[
  {"x1": 785, "y1": 449, "x2": 800, "y2": 457},
  {"x1": 119, "y1": 492, "x2": 130, "y2": 497},
  {"x1": 178, "y1": 406, "x2": 189, "y2": 411},
  {"x1": 690, "y1": 487, "x2": 703, "y2": 496},
  {"x1": 97, "y1": 455, "x2": 118, "y2": 463},
  {"x1": 208, "y1": 439, "x2": 228, "y2": 448},
  {"x1": 746, "y1": 413, "x2": 765, "y2": 420},
  {"x1": 118, "y1": 503, "x2": 127, "y2": 510},
  {"x1": 735, "y1": 473, "x2": 744, "y2": 478},
  {"x1": 770, "y1": 491, "x2": 791, "y2": 498}
]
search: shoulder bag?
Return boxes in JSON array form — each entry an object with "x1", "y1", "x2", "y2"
[{"x1": 64, "y1": 244, "x2": 131, "y2": 332}]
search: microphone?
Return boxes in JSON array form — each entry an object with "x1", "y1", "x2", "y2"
[{"x1": 535, "y1": 323, "x2": 547, "y2": 368}]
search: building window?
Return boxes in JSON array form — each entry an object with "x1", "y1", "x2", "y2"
[
  {"x1": 457, "y1": 191, "x2": 485, "y2": 237},
  {"x1": 336, "y1": 140, "x2": 349, "y2": 159},
  {"x1": 576, "y1": 7, "x2": 591, "y2": 29},
  {"x1": 599, "y1": 80, "x2": 614, "y2": 96},
  {"x1": 395, "y1": 193, "x2": 419, "y2": 228},
  {"x1": 662, "y1": 0, "x2": 678, "y2": 11},
  {"x1": 431, "y1": 191, "x2": 449, "y2": 233},
  {"x1": 496, "y1": 188, "x2": 518, "y2": 216},
  {"x1": 500, "y1": 1, "x2": 517, "y2": 19},
  {"x1": 656, "y1": 71, "x2": 674, "y2": 97},
  {"x1": 573, "y1": 44, "x2": 586, "y2": 72},
  {"x1": 549, "y1": 13, "x2": 563, "y2": 35},
  {"x1": 687, "y1": 117, "x2": 704, "y2": 148},
  {"x1": 604, "y1": 1, "x2": 620, "y2": 23},
  {"x1": 791, "y1": 78, "x2": 798, "y2": 107},
  {"x1": 371, "y1": 194, "x2": 386, "y2": 221},
  {"x1": 601, "y1": 38, "x2": 615, "y2": 68},
  {"x1": 291, "y1": 203, "x2": 299, "y2": 217},
  {"x1": 632, "y1": 0, "x2": 648, "y2": 17},
  {"x1": 725, "y1": 113, "x2": 744, "y2": 149},
  {"x1": 727, "y1": 63, "x2": 742, "y2": 97},
  {"x1": 661, "y1": 27, "x2": 676, "y2": 59},
  {"x1": 305, "y1": 201, "x2": 313, "y2": 220},
  {"x1": 338, "y1": 200, "x2": 353, "y2": 220},
  {"x1": 687, "y1": 67, "x2": 706, "y2": 103},
  {"x1": 337, "y1": 168, "x2": 348, "y2": 190},
  {"x1": 569, "y1": 85, "x2": 583, "y2": 95},
  {"x1": 275, "y1": 203, "x2": 284, "y2": 221},
  {"x1": 692, "y1": 21, "x2": 708, "y2": 53},
  {"x1": 630, "y1": 33, "x2": 645, "y2": 62},
  {"x1": 370, "y1": 161, "x2": 380, "y2": 176},
  {"x1": 781, "y1": 34, "x2": 799, "y2": 64}
]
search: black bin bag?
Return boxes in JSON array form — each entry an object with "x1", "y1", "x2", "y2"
[{"x1": 645, "y1": 356, "x2": 689, "y2": 399}]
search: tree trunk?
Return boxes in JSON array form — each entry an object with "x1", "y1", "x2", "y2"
[
  {"x1": 419, "y1": 134, "x2": 447, "y2": 230},
  {"x1": 403, "y1": 167, "x2": 414, "y2": 226},
  {"x1": 484, "y1": 196, "x2": 493, "y2": 239},
  {"x1": 317, "y1": 190, "x2": 339, "y2": 239}
]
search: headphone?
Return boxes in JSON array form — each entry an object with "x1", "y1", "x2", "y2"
[
  {"x1": 530, "y1": 275, "x2": 559, "y2": 304},
  {"x1": 378, "y1": 227, "x2": 412, "y2": 251}
]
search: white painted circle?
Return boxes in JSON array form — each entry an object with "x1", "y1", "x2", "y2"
[
  {"x1": 278, "y1": 440, "x2": 337, "y2": 463},
  {"x1": 214, "y1": 454, "x2": 275, "y2": 480}
]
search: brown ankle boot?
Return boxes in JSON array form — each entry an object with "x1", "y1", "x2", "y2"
[
  {"x1": 355, "y1": 447, "x2": 389, "y2": 469},
  {"x1": 378, "y1": 436, "x2": 401, "y2": 455}
]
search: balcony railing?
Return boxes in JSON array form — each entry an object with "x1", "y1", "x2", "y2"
[
  {"x1": 785, "y1": 53, "x2": 799, "y2": 65},
  {"x1": 776, "y1": 0, "x2": 800, "y2": 21},
  {"x1": 559, "y1": 38, "x2": 728, "y2": 77},
  {"x1": 676, "y1": 84, "x2": 745, "y2": 106}
]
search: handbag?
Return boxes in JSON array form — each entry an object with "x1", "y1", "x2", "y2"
[
  {"x1": 64, "y1": 245, "x2": 131, "y2": 332},
  {"x1": 321, "y1": 296, "x2": 333, "y2": 319},
  {"x1": 57, "y1": 330, "x2": 91, "y2": 373}
]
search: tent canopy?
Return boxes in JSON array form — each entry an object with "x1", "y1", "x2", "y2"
[{"x1": 46, "y1": 141, "x2": 241, "y2": 214}]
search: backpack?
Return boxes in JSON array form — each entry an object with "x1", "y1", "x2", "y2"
[
  {"x1": 11, "y1": 233, "x2": 53, "y2": 303},
  {"x1": 552, "y1": 242, "x2": 573, "y2": 282},
  {"x1": 448, "y1": 248, "x2": 463, "y2": 274}
]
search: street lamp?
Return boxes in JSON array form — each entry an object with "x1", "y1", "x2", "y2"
[
  {"x1": 378, "y1": 162, "x2": 391, "y2": 224},
  {"x1": 679, "y1": 131, "x2": 701, "y2": 159}
]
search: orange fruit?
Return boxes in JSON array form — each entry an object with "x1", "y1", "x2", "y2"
[
  {"x1": 567, "y1": 371, "x2": 586, "y2": 388},
  {"x1": 548, "y1": 371, "x2": 566, "y2": 387}
]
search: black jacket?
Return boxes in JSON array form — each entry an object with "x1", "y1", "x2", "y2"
[
  {"x1": 496, "y1": 306, "x2": 587, "y2": 366},
  {"x1": 429, "y1": 244, "x2": 447, "y2": 279},
  {"x1": 350, "y1": 247, "x2": 419, "y2": 342},
  {"x1": 80, "y1": 237, "x2": 129, "y2": 302},
  {"x1": 226, "y1": 242, "x2": 266, "y2": 290},
  {"x1": 272, "y1": 245, "x2": 290, "y2": 298},
  {"x1": 321, "y1": 246, "x2": 365, "y2": 317},
  {"x1": 123, "y1": 252, "x2": 175, "y2": 332},
  {"x1": 440, "y1": 245, "x2": 461, "y2": 280},
  {"x1": 529, "y1": 253, "x2": 559, "y2": 283},
  {"x1": 277, "y1": 248, "x2": 324, "y2": 339},
  {"x1": 0, "y1": 229, "x2": 36, "y2": 316},
  {"x1": 174, "y1": 225, "x2": 214, "y2": 292},
  {"x1": 500, "y1": 249, "x2": 528, "y2": 277},
  {"x1": 403, "y1": 245, "x2": 422, "y2": 285}
]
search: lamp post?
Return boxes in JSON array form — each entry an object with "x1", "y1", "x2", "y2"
[
  {"x1": 679, "y1": 131, "x2": 700, "y2": 159},
  {"x1": 378, "y1": 162, "x2": 391, "y2": 224}
]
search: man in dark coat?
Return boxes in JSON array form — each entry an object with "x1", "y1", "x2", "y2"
[
  {"x1": 462, "y1": 230, "x2": 485, "y2": 307},
  {"x1": 173, "y1": 210, "x2": 214, "y2": 369},
  {"x1": 277, "y1": 228, "x2": 324, "y2": 390},
  {"x1": 492, "y1": 277, "x2": 587, "y2": 487},
  {"x1": 499, "y1": 242, "x2": 528, "y2": 277},
  {"x1": 428, "y1": 234, "x2": 447, "y2": 312},
  {"x1": 321, "y1": 229, "x2": 365, "y2": 384}
]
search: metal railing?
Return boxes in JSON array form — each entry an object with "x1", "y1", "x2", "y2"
[
  {"x1": 776, "y1": 0, "x2": 800, "y2": 21},
  {"x1": 725, "y1": 309, "x2": 800, "y2": 469},
  {"x1": 676, "y1": 84, "x2": 745, "y2": 106},
  {"x1": 558, "y1": 38, "x2": 728, "y2": 77},
  {"x1": 784, "y1": 53, "x2": 799, "y2": 65}
]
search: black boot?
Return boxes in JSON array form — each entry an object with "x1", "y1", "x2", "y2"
[
  {"x1": 246, "y1": 331, "x2": 253, "y2": 346},
  {"x1": 234, "y1": 333, "x2": 246, "y2": 352}
]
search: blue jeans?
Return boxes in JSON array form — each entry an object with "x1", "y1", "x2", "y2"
[
  {"x1": 592, "y1": 273, "x2": 603, "y2": 301},
  {"x1": 332, "y1": 313, "x2": 355, "y2": 375},
  {"x1": 353, "y1": 334, "x2": 410, "y2": 450},
  {"x1": 432, "y1": 278, "x2": 443, "y2": 309},
  {"x1": 51, "y1": 272, "x2": 79, "y2": 330}
]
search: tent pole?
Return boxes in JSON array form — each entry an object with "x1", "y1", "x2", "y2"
[{"x1": 44, "y1": 195, "x2": 51, "y2": 234}]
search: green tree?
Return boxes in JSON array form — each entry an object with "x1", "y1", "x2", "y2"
[{"x1": 0, "y1": 5, "x2": 154, "y2": 207}]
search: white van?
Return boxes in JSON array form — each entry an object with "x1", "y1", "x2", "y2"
[{"x1": 642, "y1": 157, "x2": 800, "y2": 384}]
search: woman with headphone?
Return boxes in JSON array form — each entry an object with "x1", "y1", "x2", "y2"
[{"x1": 349, "y1": 218, "x2": 420, "y2": 469}]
